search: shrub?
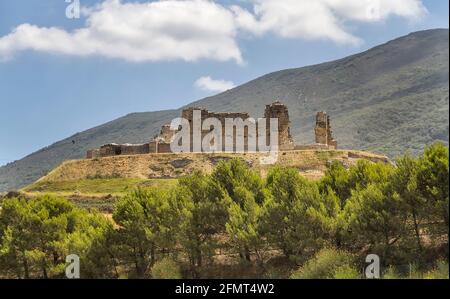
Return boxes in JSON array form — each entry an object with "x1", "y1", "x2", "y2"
[
  {"x1": 290, "y1": 248, "x2": 356, "y2": 279},
  {"x1": 333, "y1": 264, "x2": 361, "y2": 279},
  {"x1": 150, "y1": 257, "x2": 182, "y2": 279},
  {"x1": 382, "y1": 261, "x2": 450, "y2": 279},
  {"x1": 382, "y1": 266, "x2": 399, "y2": 279},
  {"x1": 424, "y1": 260, "x2": 449, "y2": 279}
]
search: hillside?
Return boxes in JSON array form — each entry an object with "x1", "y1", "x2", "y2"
[
  {"x1": 0, "y1": 29, "x2": 448, "y2": 191},
  {"x1": 21, "y1": 149, "x2": 389, "y2": 195}
]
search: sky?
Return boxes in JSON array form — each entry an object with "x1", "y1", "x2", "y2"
[{"x1": 0, "y1": 0, "x2": 448, "y2": 165}]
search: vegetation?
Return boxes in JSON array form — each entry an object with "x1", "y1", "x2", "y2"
[
  {"x1": 22, "y1": 178, "x2": 177, "y2": 196},
  {"x1": 18, "y1": 178, "x2": 178, "y2": 213},
  {"x1": 0, "y1": 195, "x2": 113, "y2": 278},
  {"x1": 150, "y1": 257, "x2": 182, "y2": 279},
  {"x1": 290, "y1": 248, "x2": 358, "y2": 279},
  {"x1": 0, "y1": 143, "x2": 448, "y2": 279}
]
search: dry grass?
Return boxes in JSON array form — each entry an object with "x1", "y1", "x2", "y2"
[
  {"x1": 33, "y1": 150, "x2": 389, "y2": 184},
  {"x1": 23, "y1": 177, "x2": 177, "y2": 195}
]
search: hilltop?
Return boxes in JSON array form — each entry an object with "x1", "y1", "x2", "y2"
[
  {"x1": 0, "y1": 29, "x2": 448, "y2": 191},
  {"x1": 20, "y1": 149, "x2": 389, "y2": 211}
]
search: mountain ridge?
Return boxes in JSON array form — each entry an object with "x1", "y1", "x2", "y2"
[{"x1": 1, "y1": 28, "x2": 448, "y2": 192}]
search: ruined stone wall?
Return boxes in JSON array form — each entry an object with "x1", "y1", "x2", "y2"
[
  {"x1": 181, "y1": 107, "x2": 252, "y2": 152},
  {"x1": 315, "y1": 112, "x2": 328, "y2": 145},
  {"x1": 157, "y1": 142, "x2": 172, "y2": 153},
  {"x1": 294, "y1": 144, "x2": 330, "y2": 151},
  {"x1": 326, "y1": 115, "x2": 337, "y2": 149},
  {"x1": 86, "y1": 149, "x2": 100, "y2": 159},
  {"x1": 86, "y1": 103, "x2": 339, "y2": 159},
  {"x1": 314, "y1": 112, "x2": 337, "y2": 149},
  {"x1": 213, "y1": 111, "x2": 252, "y2": 152},
  {"x1": 158, "y1": 124, "x2": 175, "y2": 143},
  {"x1": 99, "y1": 144, "x2": 122, "y2": 157},
  {"x1": 149, "y1": 141, "x2": 158, "y2": 153},
  {"x1": 147, "y1": 140, "x2": 173, "y2": 154},
  {"x1": 264, "y1": 101, "x2": 295, "y2": 150},
  {"x1": 180, "y1": 102, "x2": 294, "y2": 152},
  {"x1": 92, "y1": 143, "x2": 154, "y2": 157},
  {"x1": 120, "y1": 144, "x2": 150, "y2": 155}
]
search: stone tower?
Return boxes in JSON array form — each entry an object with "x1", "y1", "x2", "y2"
[
  {"x1": 315, "y1": 111, "x2": 337, "y2": 149},
  {"x1": 158, "y1": 124, "x2": 176, "y2": 143},
  {"x1": 264, "y1": 101, "x2": 295, "y2": 150}
]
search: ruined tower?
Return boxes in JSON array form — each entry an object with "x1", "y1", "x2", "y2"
[
  {"x1": 158, "y1": 124, "x2": 176, "y2": 143},
  {"x1": 315, "y1": 111, "x2": 337, "y2": 149},
  {"x1": 264, "y1": 101, "x2": 295, "y2": 150}
]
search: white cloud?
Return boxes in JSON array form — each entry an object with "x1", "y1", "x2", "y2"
[
  {"x1": 323, "y1": 0, "x2": 427, "y2": 22},
  {"x1": 0, "y1": 0, "x2": 243, "y2": 63},
  {"x1": 233, "y1": 0, "x2": 427, "y2": 45},
  {"x1": 0, "y1": 0, "x2": 428, "y2": 62},
  {"x1": 232, "y1": 0, "x2": 360, "y2": 45},
  {"x1": 195, "y1": 76, "x2": 236, "y2": 93}
]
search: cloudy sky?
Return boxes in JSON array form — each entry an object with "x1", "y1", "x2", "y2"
[{"x1": 0, "y1": 0, "x2": 448, "y2": 164}]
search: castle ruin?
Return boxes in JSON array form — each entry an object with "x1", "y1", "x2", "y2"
[
  {"x1": 314, "y1": 111, "x2": 337, "y2": 149},
  {"x1": 86, "y1": 102, "x2": 338, "y2": 158}
]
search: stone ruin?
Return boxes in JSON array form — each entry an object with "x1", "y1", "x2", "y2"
[
  {"x1": 177, "y1": 100, "x2": 295, "y2": 152},
  {"x1": 314, "y1": 111, "x2": 337, "y2": 149},
  {"x1": 264, "y1": 101, "x2": 295, "y2": 151},
  {"x1": 86, "y1": 143, "x2": 150, "y2": 159},
  {"x1": 86, "y1": 102, "x2": 338, "y2": 158}
]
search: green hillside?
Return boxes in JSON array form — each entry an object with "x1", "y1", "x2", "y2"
[{"x1": 0, "y1": 29, "x2": 448, "y2": 191}]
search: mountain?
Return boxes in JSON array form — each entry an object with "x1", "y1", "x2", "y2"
[{"x1": 0, "y1": 29, "x2": 448, "y2": 192}]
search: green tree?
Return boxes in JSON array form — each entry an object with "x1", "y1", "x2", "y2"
[
  {"x1": 177, "y1": 172, "x2": 229, "y2": 269},
  {"x1": 0, "y1": 196, "x2": 73, "y2": 278},
  {"x1": 112, "y1": 188, "x2": 180, "y2": 277},
  {"x1": 416, "y1": 142, "x2": 449, "y2": 235},
  {"x1": 225, "y1": 186, "x2": 266, "y2": 264},
  {"x1": 313, "y1": 187, "x2": 347, "y2": 248},
  {"x1": 347, "y1": 160, "x2": 394, "y2": 191},
  {"x1": 65, "y1": 210, "x2": 119, "y2": 278},
  {"x1": 320, "y1": 161, "x2": 352, "y2": 205},
  {"x1": 262, "y1": 167, "x2": 325, "y2": 260},
  {"x1": 212, "y1": 158, "x2": 266, "y2": 204},
  {"x1": 0, "y1": 195, "x2": 108, "y2": 278},
  {"x1": 212, "y1": 159, "x2": 267, "y2": 263},
  {"x1": 344, "y1": 184, "x2": 407, "y2": 262},
  {"x1": 390, "y1": 154, "x2": 426, "y2": 254}
]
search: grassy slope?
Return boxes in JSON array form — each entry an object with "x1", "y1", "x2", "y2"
[
  {"x1": 21, "y1": 178, "x2": 178, "y2": 213},
  {"x1": 19, "y1": 149, "x2": 388, "y2": 211},
  {"x1": 22, "y1": 149, "x2": 389, "y2": 193},
  {"x1": 0, "y1": 29, "x2": 448, "y2": 191},
  {"x1": 22, "y1": 178, "x2": 178, "y2": 196}
]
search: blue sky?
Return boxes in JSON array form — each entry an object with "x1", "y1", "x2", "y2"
[{"x1": 0, "y1": 0, "x2": 448, "y2": 165}]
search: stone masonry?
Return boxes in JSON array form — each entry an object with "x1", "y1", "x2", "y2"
[
  {"x1": 181, "y1": 107, "x2": 251, "y2": 152},
  {"x1": 314, "y1": 111, "x2": 337, "y2": 149},
  {"x1": 264, "y1": 101, "x2": 295, "y2": 151},
  {"x1": 86, "y1": 102, "x2": 338, "y2": 158}
]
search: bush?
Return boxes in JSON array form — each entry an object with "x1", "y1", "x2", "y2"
[
  {"x1": 290, "y1": 248, "x2": 357, "y2": 279},
  {"x1": 150, "y1": 257, "x2": 182, "y2": 279},
  {"x1": 333, "y1": 264, "x2": 361, "y2": 279},
  {"x1": 382, "y1": 261, "x2": 449, "y2": 279},
  {"x1": 382, "y1": 266, "x2": 400, "y2": 279},
  {"x1": 424, "y1": 260, "x2": 449, "y2": 279}
]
